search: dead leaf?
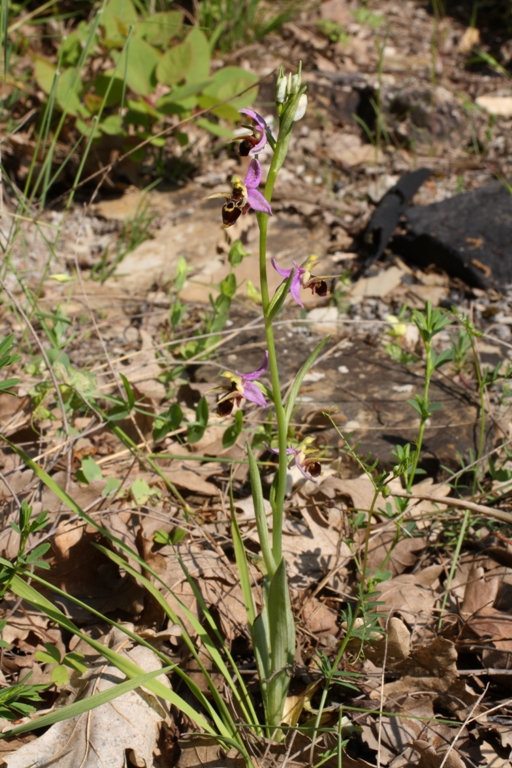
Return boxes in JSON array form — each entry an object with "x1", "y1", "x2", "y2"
[
  {"x1": 2, "y1": 643, "x2": 171, "y2": 768},
  {"x1": 366, "y1": 616, "x2": 411, "y2": 665},
  {"x1": 374, "y1": 565, "x2": 443, "y2": 624},
  {"x1": 412, "y1": 739, "x2": 466, "y2": 768},
  {"x1": 177, "y1": 737, "x2": 244, "y2": 768},
  {"x1": 458, "y1": 26, "x2": 480, "y2": 53},
  {"x1": 366, "y1": 529, "x2": 427, "y2": 577},
  {"x1": 476, "y1": 95, "x2": 512, "y2": 118}
]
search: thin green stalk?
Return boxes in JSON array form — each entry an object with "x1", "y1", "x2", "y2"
[
  {"x1": 469, "y1": 337, "x2": 486, "y2": 495},
  {"x1": 437, "y1": 508, "x2": 470, "y2": 630},
  {"x1": 407, "y1": 337, "x2": 433, "y2": 493},
  {"x1": 258, "y1": 154, "x2": 289, "y2": 565}
]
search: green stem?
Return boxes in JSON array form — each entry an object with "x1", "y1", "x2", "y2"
[
  {"x1": 407, "y1": 339, "x2": 433, "y2": 493},
  {"x1": 257, "y1": 155, "x2": 290, "y2": 565},
  {"x1": 470, "y1": 338, "x2": 486, "y2": 495}
]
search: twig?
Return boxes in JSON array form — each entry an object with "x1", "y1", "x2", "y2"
[{"x1": 389, "y1": 491, "x2": 512, "y2": 525}]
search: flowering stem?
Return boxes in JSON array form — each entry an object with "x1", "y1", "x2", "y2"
[{"x1": 257, "y1": 156, "x2": 288, "y2": 564}]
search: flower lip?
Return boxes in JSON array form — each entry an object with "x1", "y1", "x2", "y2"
[
  {"x1": 238, "y1": 109, "x2": 273, "y2": 156},
  {"x1": 217, "y1": 351, "x2": 269, "y2": 411},
  {"x1": 264, "y1": 439, "x2": 322, "y2": 484},
  {"x1": 244, "y1": 159, "x2": 272, "y2": 216},
  {"x1": 271, "y1": 258, "x2": 305, "y2": 307}
]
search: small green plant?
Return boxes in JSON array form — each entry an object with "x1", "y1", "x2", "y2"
[
  {"x1": 199, "y1": 0, "x2": 302, "y2": 53},
  {"x1": 404, "y1": 301, "x2": 453, "y2": 491},
  {"x1": 0, "y1": 501, "x2": 50, "y2": 600},
  {"x1": 0, "y1": 334, "x2": 20, "y2": 393},
  {"x1": 6, "y1": 0, "x2": 259, "y2": 203},
  {"x1": 0, "y1": 674, "x2": 49, "y2": 721},
  {"x1": 34, "y1": 643, "x2": 87, "y2": 686},
  {"x1": 316, "y1": 19, "x2": 349, "y2": 44}
]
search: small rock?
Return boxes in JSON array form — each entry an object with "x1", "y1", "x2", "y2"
[{"x1": 306, "y1": 306, "x2": 340, "y2": 334}]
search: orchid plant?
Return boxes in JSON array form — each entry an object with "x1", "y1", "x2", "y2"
[{"x1": 210, "y1": 65, "x2": 330, "y2": 739}]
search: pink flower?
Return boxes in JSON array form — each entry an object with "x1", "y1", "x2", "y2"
[
  {"x1": 271, "y1": 259, "x2": 306, "y2": 308},
  {"x1": 265, "y1": 439, "x2": 322, "y2": 483},
  {"x1": 238, "y1": 109, "x2": 273, "y2": 156},
  {"x1": 216, "y1": 352, "x2": 269, "y2": 415},
  {"x1": 205, "y1": 159, "x2": 272, "y2": 228},
  {"x1": 271, "y1": 256, "x2": 329, "y2": 307}
]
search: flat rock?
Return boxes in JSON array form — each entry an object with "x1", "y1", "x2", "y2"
[{"x1": 393, "y1": 181, "x2": 512, "y2": 289}]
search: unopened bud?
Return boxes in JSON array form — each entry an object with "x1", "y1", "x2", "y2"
[
  {"x1": 290, "y1": 73, "x2": 301, "y2": 94},
  {"x1": 293, "y1": 94, "x2": 308, "y2": 121},
  {"x1": 275, "y1": 73, "x2": 287, "y2": 104}
]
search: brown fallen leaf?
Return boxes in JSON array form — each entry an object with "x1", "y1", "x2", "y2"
[
  {"x1": 366, "y1": 528, "x2": 427, "y2": 577},
  {"x1": 2, "y1": 641, "x2": 171, "y2": 768},
  {"x1": 366, "y1": 616, "x2": 411, "y2": 665},
  {"x1": 373, "y1": 565, "x2": 443, "y2": 625},
  {"x1": 412, "y1": 739, "x2": 466, "y2": 768}
]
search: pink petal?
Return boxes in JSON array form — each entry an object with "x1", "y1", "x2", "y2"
[
  {"x1": 239, "y1": 109, "x2": 267, "y2": 131},
  {"x1": 238, "y1": 351, "x2": 268, "y2": 381},
  {"x1": 290, "y1": 271, "x2": 304, "y2": 308},
  {"x1": 271, "y1": 258, "x2": 292, "y2": 278},
  {"x1": 247, "y1": 188, "x2": 272, "y2": 215},
  {"x1": 244, "y1": 158, "x2": 262, "y2": 188},
  {"x1": 264, "y1": 442, "x2": 296, "y2": 456},
  {"x1": 242, "y1": 381, "x2": 267, "y2": 407}
]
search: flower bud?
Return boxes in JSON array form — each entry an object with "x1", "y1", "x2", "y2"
[
  {"x1": 290, "y1": 73, "x2": 301, "y2": 95},
  {"x1": 293, "y1": 94, "x2": 308, "y2": 121},
  {"x1": 275, "y1": 73, "x2": 287, "y2": 104}
]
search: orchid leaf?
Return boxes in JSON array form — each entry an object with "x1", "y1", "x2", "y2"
[{"x1": 284, "y1": 336, "x2": 330, "y2": 429}]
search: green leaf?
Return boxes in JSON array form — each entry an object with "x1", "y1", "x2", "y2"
[
  {"x1": 100, "y1": 0, "x2": 138, "y2": 43},
  {"x1": 56, "y1": 67, "x2": 87, "y2": 117},
  {"x1": 60, "y1": 32, "x2": 82, "y2": 67},
  {"x1": 76, "y1": 456, "x2": 102, "y2": 485},
  {"x1": 34, "y1": 651, "x2": 58, "y2": 665},
  {"x1": 266, "y1": 560, "x2": 295, "y2": 727},
  {"x1": 201, "y1": 66, "x2": 258, "y2": 112},
  {"x1": 26, "y1": 543, "x2": 51, "y2": 564},
  {"x1": 196, "y1": 117, "x2": 234, "y2": 139},
  {"x1": 102, "y1": 478, "x2": 122, "y2": 497},
  {"x1": 161, "y1": 81, "x2": 209, "y2": 104},
  {"x1": 100, "y1": 114, "x2": 125, "y2": 135},
  {"x1": 220, "y1": 273, "x2": 236, "y2": 299},
  {"x1": 130, "y1": 478, "x2": 152, "y2": 505},
  {"x1": 64, "y1": 652, "x2": 87, "y2": 674},
  {"x1": 222, "y1": 409, "x2": 243, "y2": 449},
  {"x1": 0, "y1": 378, "x2": 20, "y2": 393},
  {"x1": 185, "y1": 28, "x2": 210, "y2": 84},
  {"x1": 156, "y1": 40, "x2": 193, "y2": 86},
  {"x1": 432, "y1": 348, "x2": 454, "y2": 370},
  {"x1": 284, "y1": 337, "x2": 330, "y2": 429},
  {"x1": 407, "y1": 397, "x2": 424, "y2": 417},
  {"x1": 39, "y1": 643, "x2": 61, "y2": 664},
  {"x1": 51, "y1": 665, "x2": 69, "y2": 686},
  {"x1": 112, "y1": 36, "x2": 160, "y2": 96},
  {"x1": 196, "y1": 396, "x2": 209, "y2": 428},
  {"x1": 134, "y1": 11, "x2": 184, "y2": 46},
  {"x1": 153, "y1": 402, "x2": 183, "y2": 441},
  {"x1": 228, "y1": 240, "x2": 250, "y2": 268},
  {"x1": 92, "y1": 72, "x2": 125, "y2": 107},
  {"x1": 187, "y1": 424, "x2": 205, "y2": 444},
  {"x1": 33, "y1": 56, "x2": 56, "y2": 95},
  {"x1": 246, "y1": 280, "x2": 262, "y2": 303},
  {"x1": 247, "y1": 443, "x2": 276, "y2": 577}
]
